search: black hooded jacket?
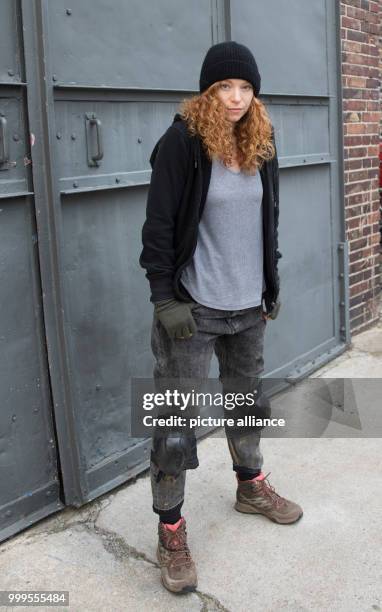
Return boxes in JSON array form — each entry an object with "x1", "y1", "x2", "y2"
[{"x1": 139, "y1": 113, "x2": 282, "y2": 313}]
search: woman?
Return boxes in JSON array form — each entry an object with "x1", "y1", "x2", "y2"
[{"x1": 139, "y1": 41, "x2": 303, "y2": 594}]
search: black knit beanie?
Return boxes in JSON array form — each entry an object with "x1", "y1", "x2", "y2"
[{"x1": 199, "y1": 41, "x2": 261, "y2": 97}]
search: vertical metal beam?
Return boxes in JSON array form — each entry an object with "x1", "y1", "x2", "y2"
[
  {"x1": 223, "y1": 0, "x2": 231, "y2": 41},
  {"x1": 333, "y1": 0, "x2": 351, "y2": 345},
  {"x1": 338, "y1": 241, "x2": 351, "y2": 344},
  {"x1": 21, "y1": 0, "x2": 87, "y2": 505},
  {"x1": 325, "y1": 0, "x2": 351, "y2": 347},
  {"x1": 211, "y1": 0, "x2": 230, "y2": 44}
]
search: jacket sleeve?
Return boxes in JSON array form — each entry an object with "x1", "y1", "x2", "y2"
[{"x1": 139, "y1": 125, "x2": 190, "y2": 302}]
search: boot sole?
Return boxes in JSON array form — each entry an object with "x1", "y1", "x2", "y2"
[
  {"x1": 235, "y1": 501, "x2": 303, "y2": 525},
  {"x1": 157, "y1": 548, "x2": 198, "y2": 594}
]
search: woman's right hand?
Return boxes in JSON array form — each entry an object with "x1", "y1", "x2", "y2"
[{"x1": 154, "y1": 299, "x2": 197, "y2": 340}]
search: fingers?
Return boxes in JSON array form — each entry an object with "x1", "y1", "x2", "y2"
[
  {"x1": 174, "y1": 320, "x2": 197, "y2": 340},
  {"x1": 188, "y1": 315, "x2": 197, "y2": 335},
  {"x1": 174, "y1": 325, "x2": 191, "y2": 340}
]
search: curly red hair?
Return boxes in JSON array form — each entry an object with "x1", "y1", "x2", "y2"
[{"x1": 178, "y1": 82, "x2": 275, "y2": 175}]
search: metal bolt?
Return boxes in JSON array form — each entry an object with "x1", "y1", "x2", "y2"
[
  {"x1": 56, "y1": 132, "x2": 61, "y2": 139},
  {"x1": 115, "y1": 177, "x2": 120, "y2": 183},
  {"x1": 340, "y1": 326, "x2": 346, "y2": 332},
  {"x1": 8, "y1": 69, "x2": 14, "y2": 77},
  {"x1": 52, "y1": 74, "x2": 57, "y2": 82},
  {"x1": 71, "y1": 133, "x2": 76, "y2": 140},
  {"x1": 137, "y1": 137, "x2": 142, "y2": 143},
  {"x1": 73, "y1": 181, "x2": 78, "y2": 188},
  {"x1": 340, "y1": 301, "x2": 345, "y2": 307},
  {"x1": 339, "y1": 272, "x2": 344, "y2": 278},
  {"x1": 95, "y1": 384, "x2": 101, "y2": 391},
  {"x1": 13, "y1": 134, "x2": 20, "y2": 141},
  {"x1": 338, "y1": 244, "x2": 344, "y2": 251},
  {"x1": 12, "y1": 415, "x2": 16, "y2": 422},
  {"x1": 66, "y1": 8, "x2": 72, "y2": 15}
]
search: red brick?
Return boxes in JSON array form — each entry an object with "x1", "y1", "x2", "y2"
[
  {"x1": 342, "y1": 16, "x2": 362, "y2": 30},
  {"x1": 342, "y1": 98, "x2": 367, "y2": 110},
  {"x1": 346, "y1": 29, "x2": 368, "y2": 42},
  {"x1": 349, "y1": 280, "x2": 370, "y2": 296},
  {"x1": 349, "y1": 237, "x2": 368, "y2": 250}
]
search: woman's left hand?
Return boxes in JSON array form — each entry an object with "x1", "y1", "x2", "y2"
[{"x1": 262, "y1": 298, "x2": 281, "y2": 321}]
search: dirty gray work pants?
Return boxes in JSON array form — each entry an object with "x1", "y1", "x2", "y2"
[{"x1": 150, "y1": 300, "x2": 269, "y2": 513}]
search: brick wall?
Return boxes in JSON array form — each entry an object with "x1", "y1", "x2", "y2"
[{"x1": 340, "y1": 0, "x2": 382, "y2": 333}]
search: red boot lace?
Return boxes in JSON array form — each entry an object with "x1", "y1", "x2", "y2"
[
  {"x1": 160, "y1": 524, "x2": 193, "y2": 568},
  {"x1": 255, "y1": 472, "x2": 286, "y2": 510}
]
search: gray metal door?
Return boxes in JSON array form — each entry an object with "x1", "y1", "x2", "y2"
[
  {"x1": 27, "y1": 0, "x2": 219, "y2": 512},
  {"x1": 0, "y1": 0, "x2": 63, "y2": 543},
  {"x1": 0, "y1": 0, "x2": 347, "y2": 542},
  {"x1": 230, "y1": 0, "x2": 349, "y2": 381}
]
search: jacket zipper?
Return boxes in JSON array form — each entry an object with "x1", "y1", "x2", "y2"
[
  {"x1": 173, "y1": 156, "x2": 201, "y2": 293},
  {"x1": 264, "y1": 173, "x2": 277, "y2": 294}
]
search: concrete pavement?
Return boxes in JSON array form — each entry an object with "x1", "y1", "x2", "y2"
[{"x1": 0, "y1": 309, "x2": 381, "y2": 611}]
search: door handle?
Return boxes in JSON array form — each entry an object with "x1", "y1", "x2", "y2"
[
  {"x1": 0, "y1": 115, "x2": 9, "y2": 166},
  {"x1": 85, "y1": 113, "x2": 104, "y2": 166}
]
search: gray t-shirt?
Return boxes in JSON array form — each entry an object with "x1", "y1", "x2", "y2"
[{"x1": 180, "y1": 157, "x2": 265, "y2": 310}]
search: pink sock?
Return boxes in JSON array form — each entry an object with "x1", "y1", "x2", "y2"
[
  {"x1": 252, "y1": 472, "x2": 265, "y2": 481},
  {"x1": 163, "y1": 517, "x2": 183, "y2": 531}
]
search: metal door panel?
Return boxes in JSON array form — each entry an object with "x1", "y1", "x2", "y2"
[
  {"x1": 0, "y1": 91, "x2": 30, "y2": 196},
  {"x1": 54, "y1": 98, "x2": 182, "y2": 192},
  {"x1": 0, "y1": 197, "x2": 61, "y2": 538},
  {"x1": 60, "y1": 189, "x2": 152, "y2": 471},
  {"x1": 0, "y1": 1, "x2": 64, "y2": 544},
  {"x1": 265, "y1": 166, "x2": 335, "y2": 370},
  {"x1": 231, "y1": 0, "x2": 346, "y2": 380},
  {"x1": 0, "y1": 1, "x2": 22, "y2": 83},
  {"x1": 47, "y1": 0, "x2": 209, "y2": 90},
  {"x1": 232, "y1": 0, "x2": 329, "y2": 96}
]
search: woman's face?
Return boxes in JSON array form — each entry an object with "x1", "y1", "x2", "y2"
[{"x1": 215, "y1": 79, "x2": 254, "y2": 125}]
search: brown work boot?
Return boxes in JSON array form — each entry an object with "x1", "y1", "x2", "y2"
[
  {"x1": 157, "y1": 517, "x2": 198, "y2": 593},
  {"x1": 235, "y1": 472, "x2": 303, "y2": 524}
]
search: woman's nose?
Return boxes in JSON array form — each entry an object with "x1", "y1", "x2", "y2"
[{"x1": 231, "y1": 90, "x2": 242, "y2": 102}]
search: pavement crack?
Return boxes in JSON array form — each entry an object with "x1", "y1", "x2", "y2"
[
  {"x1": 83, "y1": 523, "x2": 232, "y2": 609},
  {"x1": 83, "y1": 523, "x2": 158, "y2": 567},
  {"x1": 23, "y1": 499, "x2": 105, "y2": 542},
  {"x1": 195, "y1": 589, "x2": 232, "y2": 611}
]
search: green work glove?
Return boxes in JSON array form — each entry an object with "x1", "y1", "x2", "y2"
[{"x1": 154, "y1": 299, "x2": 197, "y2": 340}]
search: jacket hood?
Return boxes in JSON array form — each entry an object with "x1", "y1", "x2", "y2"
[
  {"x1": 172, "y1": 112, "x2": 184, "y2": 123},
  {"x1": 149, "y1": 113, "x2": 196, "y2": 168}
]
